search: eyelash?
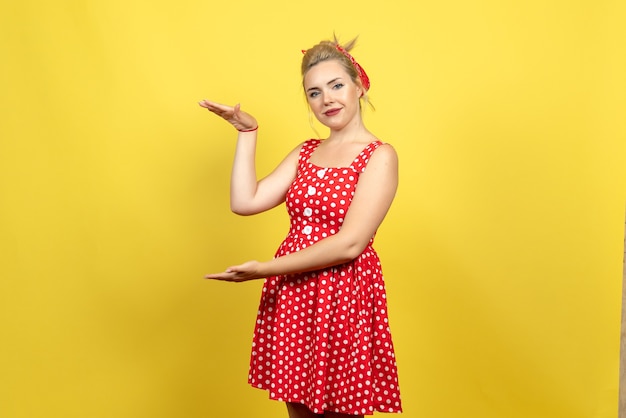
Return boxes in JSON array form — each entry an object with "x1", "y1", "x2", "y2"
[{"x1": 308, "y1": 83, "x2": 344, "y2": 98}]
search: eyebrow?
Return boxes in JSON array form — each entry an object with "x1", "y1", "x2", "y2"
[{"x1": 306, "y1": 77, "x2": 343, "y2": 92}]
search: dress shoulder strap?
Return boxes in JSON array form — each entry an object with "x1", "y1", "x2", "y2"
[
  {"x1": 350, "y1": 140, "x2": 384, "y2": 173},
  {"x1": 297, "y1": 139, "x2": 321, "y2": 169}
]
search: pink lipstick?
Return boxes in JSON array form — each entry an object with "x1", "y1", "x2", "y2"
[{"x1": 324, "y1": 108, "x2": 341, "y2": 116}]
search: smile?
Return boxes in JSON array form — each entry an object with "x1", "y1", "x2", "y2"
[{"x1": 324, "y1": 108, "x2": 341, "y2": 116}]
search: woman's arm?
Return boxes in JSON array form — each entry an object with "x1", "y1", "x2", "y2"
[
  {"x1": 199, "y1": 99, "x2": 301, "y2": 215},
  {"x1": 206, "y1": 144, "x2": 399, "y2": 282},
  {"x1": 229, "y1": 135, "x2": 301, "y2": 215}
]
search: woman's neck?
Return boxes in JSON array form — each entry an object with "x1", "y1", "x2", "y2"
[{"x1": 326, "y1": 118, "x2": 372, "y2": 143}]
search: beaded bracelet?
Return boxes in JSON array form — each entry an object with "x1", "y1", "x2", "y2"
[{"x1": 238, "y1": 126, "x2": 258, "y2": 132}]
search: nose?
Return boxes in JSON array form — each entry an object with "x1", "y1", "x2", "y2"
[{"x1": 322, "y1": 91, "x2": 334, "y2": 105}]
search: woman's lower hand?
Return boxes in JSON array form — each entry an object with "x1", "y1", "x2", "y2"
[
  {"x1": 205, "y1": 260, "x2": 264, "y2": 282},
  {"x1": 198, "y1": 99, "x2": 258, "y2": 132}
]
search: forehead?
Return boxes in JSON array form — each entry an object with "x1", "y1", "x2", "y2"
[{"x1": 303, "y1": 60, "x2": 350, "y2": 88}]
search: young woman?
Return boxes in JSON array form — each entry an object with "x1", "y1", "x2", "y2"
[{"x1": 199, "y1": 36, "x2": 402, "y2": 418}]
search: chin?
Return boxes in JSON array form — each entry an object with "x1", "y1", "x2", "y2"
[{"x1": 322, "y1": 121, "x2": 346, "y2": 131}]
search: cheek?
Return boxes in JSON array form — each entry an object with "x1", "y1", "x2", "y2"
[{"x1": 307, "y1": 98, "x2": 322, "y2": 111}]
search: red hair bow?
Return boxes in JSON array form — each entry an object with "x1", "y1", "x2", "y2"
[{"x1": 302, "y1": 46, "x2": 370, "y2": 91}]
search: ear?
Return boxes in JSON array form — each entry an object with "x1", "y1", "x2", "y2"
[{"x1": 356, "y1": 81, "x2": 364, "y2": 98}]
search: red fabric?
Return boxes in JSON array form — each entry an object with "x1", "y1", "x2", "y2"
[
  {"x1": 248, "y1": 139, "x2": 402, "y2": 415},
  {"x1": 335, "y1": 45, "x2": 370, "y2": 91}
]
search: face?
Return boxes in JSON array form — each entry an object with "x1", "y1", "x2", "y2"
[{"x1": 303, "y1": 60, "x2": 363, "y2": 131}]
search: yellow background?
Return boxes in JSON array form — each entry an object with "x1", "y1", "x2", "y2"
[{"x1": 1, "y1": 1, "x2": 625, "y2": 417}]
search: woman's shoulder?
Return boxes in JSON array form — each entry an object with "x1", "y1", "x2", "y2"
[
  {"x1": 287, "y1": 139, "x2": 322, "y2": 165},
  {"x1": 298, "y1": 138, "x2": 322, "y2": 154},
  {"x1": 288, "y1": 138, "x2": 320, "y2": 153},
  {"x1": 368, "y1": 139, "x2": 397, "y2": 157},
  {"x1": 304, "y1": 138, "x2": 322, "y2": 146},
  {"x1": 368, "y1": 140, "x2": 398, "y2": 166},
  {"x1": 351, "y1": 139, "x2": 397, "y2": 173}
]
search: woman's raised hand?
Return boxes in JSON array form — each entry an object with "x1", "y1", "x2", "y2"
[{"x1": 198, "y1": 99, "x2": 258, "y2": 132}]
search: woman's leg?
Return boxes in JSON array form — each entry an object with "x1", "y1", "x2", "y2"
[
  {"x1": 286, "y1": 402, "x2": 365, "y2": 418},
  {"x1": 286, "y1": 402, "x2": 323, "y2": 418},
  {"x1": 323, "y1": 412, "x2": 364, "y2": 418}
]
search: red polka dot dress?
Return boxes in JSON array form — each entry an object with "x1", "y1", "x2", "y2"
[{"x1": 248, "y1": 139, "x2": 402, "y2": 415}]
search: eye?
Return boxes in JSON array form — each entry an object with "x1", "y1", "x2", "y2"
[
  {"x1": 333, "y1": 83, "x2": 344, "y2": 90},
  {"x1": 308, "y1": 91, "x2": 320, "y2": 98}
]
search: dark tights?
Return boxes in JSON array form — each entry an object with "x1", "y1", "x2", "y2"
[{"x1": 286, "y1": 402, "x2": 364, "y2": 418}]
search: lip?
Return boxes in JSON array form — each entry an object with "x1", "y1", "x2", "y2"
[{"x1": 324, "y1": 108, "x2": 341, "y2": 117}]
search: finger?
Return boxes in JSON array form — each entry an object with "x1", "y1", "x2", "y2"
[
  {"x1": 198, "y1": 100, "x2": 232, "y2": 114},
  {"x1": 198, "y1": 99, "x2": 218, "y2": 108},
  {"x1": 232, "y1": 103, "x2": 242, "y2": 121},
  {"x1": 205, "y1": 276, "x2": 234, "y2": 281},
  {"x1": 204, "y1": 272, "x2": 231, "y2": 279},
  {"x1": 205, "y1": 276, "x2": 245, "y2": 283}
]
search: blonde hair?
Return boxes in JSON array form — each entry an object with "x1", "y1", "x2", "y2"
[{"x1": 301, "y1": 35, "x2": 373, "y2": 110}]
